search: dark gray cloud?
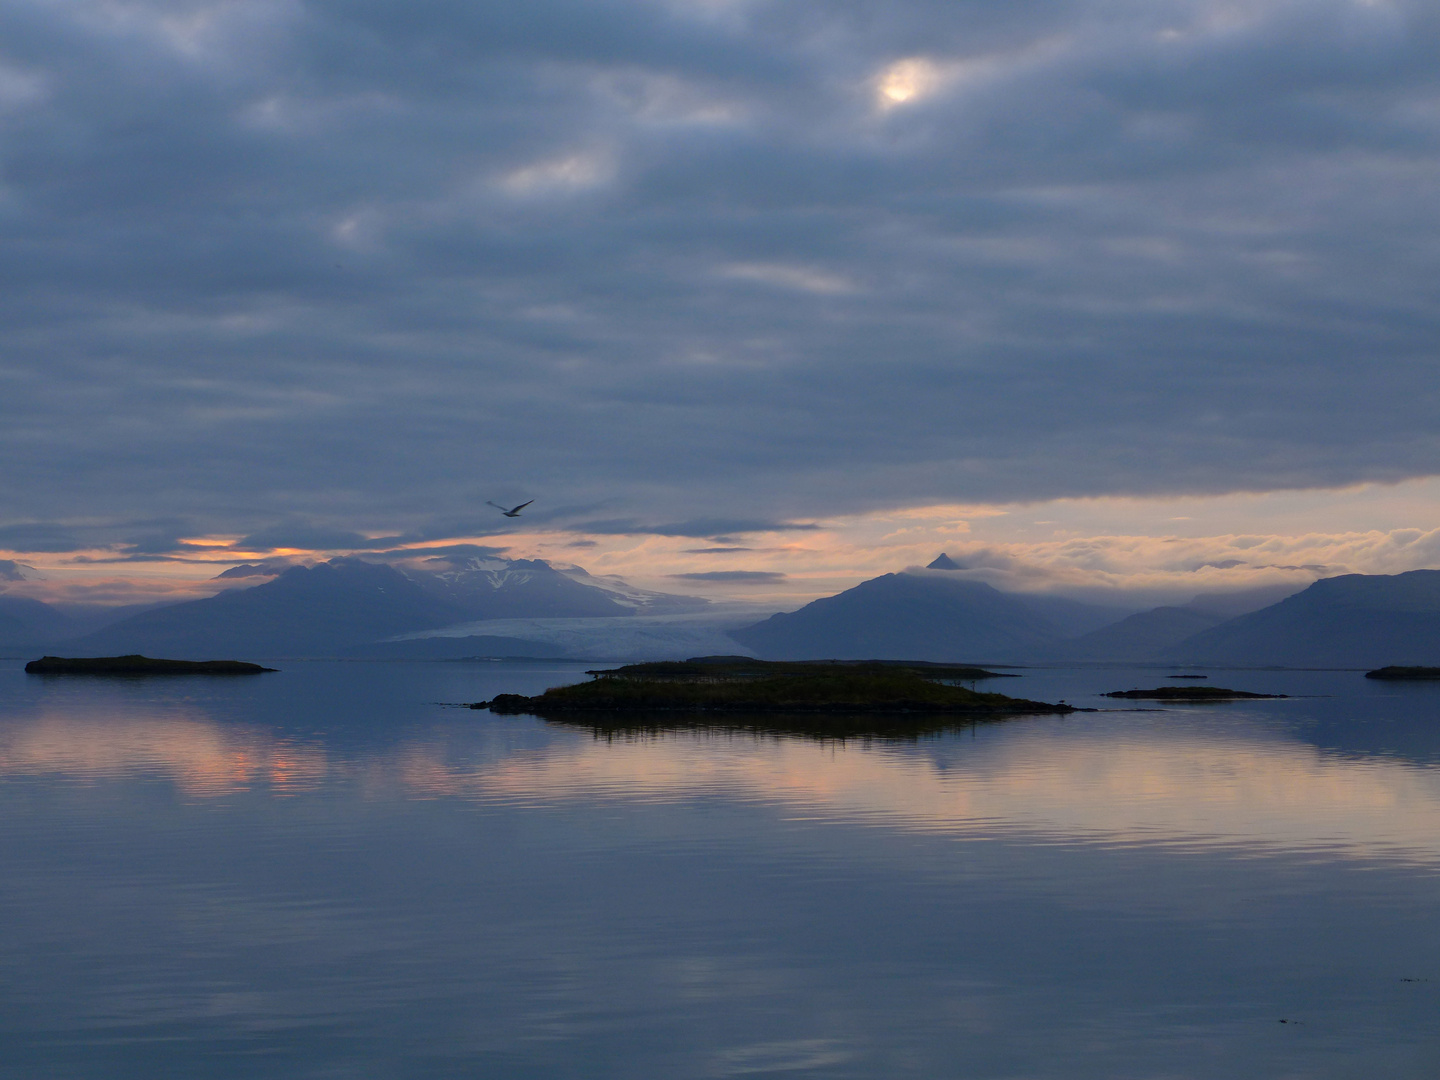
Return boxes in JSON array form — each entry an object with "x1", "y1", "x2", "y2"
[
  {"x1": 577, "y1": 518, "x2": 821, "y2": 538},
  {"x1": 0, "y1": 519, "x2": 202, "y2": 554},
  {"x1": 671, "y1": 570, "x2": 787, "y2": 583},
  {"x1": 0, "y1": 524, "x2": 101, "y2": 554},
  {"x1": 237, "y1": 524, "x2": 398, "y2": 552},
  {"x1": 2, "y1": 0, "x2": 1440, "y2": 549}
]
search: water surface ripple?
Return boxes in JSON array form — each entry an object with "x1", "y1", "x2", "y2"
[{"x1": 2, "y1": 659, "x2": 1439, "y2": 1077}]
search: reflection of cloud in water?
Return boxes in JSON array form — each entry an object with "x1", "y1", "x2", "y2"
[
  {"x1": 7, "y1": 709, "x2": 1440, "y2": 866},
  {"x1": 0, "y1": 712, "x2": 326, "y2": 797},
  {"x1": 418, "y1": 728, "x2": 1440, "y2": 867}
]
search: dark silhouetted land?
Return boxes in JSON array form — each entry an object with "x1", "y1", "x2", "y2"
[
  {"x1": 1052, "y1": 606, "x2": 1224, "y2": 662},
  {"x1": 49, "y1": 555, "x2": 706, "y2": 660},
  {"x1": 25, "y1": 655, "x2": 277, "y2": 674},
  {"x1": 1167, "y1": 570, "x2": 1440, "y2": 667},
  {"x1": 1364, "y1": 666, "x2": 1440, "y2": 680},
  {"x1": 1103, "y1": 686, "x2": 1285, "y2": 700},
  {"x1": 473, "y1": 658, "x2": 1071, "y2": 718},
  {"x1": 731, "y1": 573, "x2": 1067, "y2": 661}
]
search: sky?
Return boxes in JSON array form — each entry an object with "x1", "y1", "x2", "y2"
[{"x1": 3, "y1": 0, "x2": 1440, "y2": 607}]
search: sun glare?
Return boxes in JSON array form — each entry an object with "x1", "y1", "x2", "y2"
[{"x1": 876, "y1": 58, "x2": 940, "y2": 108}]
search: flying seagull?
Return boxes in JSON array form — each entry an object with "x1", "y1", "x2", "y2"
[{"x1": 487, "y1": 499, "x2": 534, "y2": 518}]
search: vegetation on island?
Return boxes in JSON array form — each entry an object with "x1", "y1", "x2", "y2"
[
  {"x1": 1103, "y1": 686, "x2": 1286, "y2": 700},
  {"x1": 1364, "y1": 666, "x2": 1440, "y2": 680},
  {"x1": 472, "y1": 658, "x2": 1069, "y2": 723},
  {"x1": 24, "y1": 655, "x2": 277, "y2": 675},
  {"x1": 581, "y1": 656, "x2": 1014, "y2": 680}
]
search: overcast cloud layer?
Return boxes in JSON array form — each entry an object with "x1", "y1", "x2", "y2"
[{"x1": 3, "y1": 0, "x2": 1440, "y2": 554}]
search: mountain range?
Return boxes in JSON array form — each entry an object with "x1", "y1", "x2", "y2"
[
  {"x1": 2, "y1": 555, "x2": 706, "y2": 660},
  {"x1": 10, "y1": 550, "x2": 1440, "y2": 667},
  {"x1": 60, "y1": 559, "x2": 471, "y2": 659},
  {"x1": 1167, "y1": 570, "x2": 1440, "y2": 667},
  {"x1": 730, "y1": 573, "x2": 1067, "y2": 663},
  {"x1": 0, "y1": 595, "x2": 73, "y2": 644},
  {"x1": 731, "y1": 564, "x2": 1440, "y2": 668}
]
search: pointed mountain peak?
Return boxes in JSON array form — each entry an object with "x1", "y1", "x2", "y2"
[
  {"x1": 0, "y1": 559, "x2": 44, "y2": 582},
  {"x1": 927, "y1": 553, "x2": 963, "y2": 570}
]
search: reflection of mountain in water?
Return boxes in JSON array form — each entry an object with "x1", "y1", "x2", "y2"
[{"x1": 7, "y1": 663, "x2": 1440, "y2": 864}]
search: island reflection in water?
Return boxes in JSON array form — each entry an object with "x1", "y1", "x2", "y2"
[
  {"x1": 8, "y1": 704, "x2": 1440, "y2": 865},
  {"x1": 2, "y1": 661, "x2": 1439, "y2": 1078}
]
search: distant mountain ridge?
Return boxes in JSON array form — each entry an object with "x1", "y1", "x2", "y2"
[
  {"x1": 1167, "y1": 570, "x2": 1440, "y2": 667},
  {"x1": 729, "y1": 562, "x2": 1342, "y2": 665},
  {"x1": 411, "y1": 556, "x2": 706, "y2": 618},
  {"x1": 30, "y1": 554, "x2": 708, "y2": 660},
  {"x1": 731, "y1": 572, "x2": 1066, "y2": 662},
  {"x1": 1049, "y1": 606, "x2": 1225, "y2": 662},
  {"x1": 20, "y1": 552, "x2": 1440, "y2": 667},
  {"x1": 0, "y1": 595, "x2": 74, "y2": 646},
  {"x1": 65, "y1": 558, "x2": 470, "y2": 659},
  {"x1": 409, "y1": 557, "x2": 636, "y2": 619}
]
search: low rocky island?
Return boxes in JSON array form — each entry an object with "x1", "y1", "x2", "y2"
[
  {"x1": 1104, "y1": 686, "x2": 1286, "y2": 701},
  {"x1": 1364, "y1": 666, "x2": 1440, "y2": 680},
  {"x1": 580, "y1": 656, "x2": 1015, "y2": 681},
  {"x1": 25, "y1": 655, "x2": 277, "y2": 675},
  {"x1": 471, "y1": 657, "x2": 1071, "y2": 726}
]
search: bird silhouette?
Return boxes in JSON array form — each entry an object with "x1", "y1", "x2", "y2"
[{"x1": 487, "y1": 499, "x2": 534, "y2": 518}]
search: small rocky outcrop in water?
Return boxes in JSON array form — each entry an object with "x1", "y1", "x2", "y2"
[
  {"x1": 470, "y1": 657, "x2": 1070, "y2": 718},
  {"x1": 25, "y1": 654, "x2": 277, "y2": 674},
  {"x1": 1103, "y1": 686, "x2": 1285, "y2": 700},
  {"x1": 1364, "y1": 666, "x2": 1440, "y2": 680}
]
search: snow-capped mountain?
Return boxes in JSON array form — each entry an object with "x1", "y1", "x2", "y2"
[
  {"x1": 400, "y1": 556, "x2": 707, "y2": 620},
  {"x1": 40, "y1": 554, "x2": 712, "y2": 658}
]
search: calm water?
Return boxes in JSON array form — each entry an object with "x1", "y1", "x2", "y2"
[{"x1": 3, "y1": 659, "x2": 1440, "y2": 1078}]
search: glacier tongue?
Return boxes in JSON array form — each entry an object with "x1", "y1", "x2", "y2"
[{"x1": 385, "y1": 605, "x2": 775, "y2": 662}]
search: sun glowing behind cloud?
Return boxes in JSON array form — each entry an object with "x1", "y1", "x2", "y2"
[{"x1": 875, "y1": 57, "x2": 943, "y2": 107}]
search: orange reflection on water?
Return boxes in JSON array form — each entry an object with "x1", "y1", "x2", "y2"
[
  {"x1": 445, "y1": 727, "x2": 1440, "y2": 866},
  {"x1": 0, "y1": 711, "x2": 327, "y2": 797},
  {"x1": 7, "y1": 708, "x2": 1440, "y2": 865}
]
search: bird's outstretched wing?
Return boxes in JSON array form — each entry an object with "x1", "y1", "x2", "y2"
[
  {"x1": 508, "y1": 500, "x2": 534, "y2": 515},
  {"x1": 486, "y1": 500, "x2": 508, "y2": 512}
]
